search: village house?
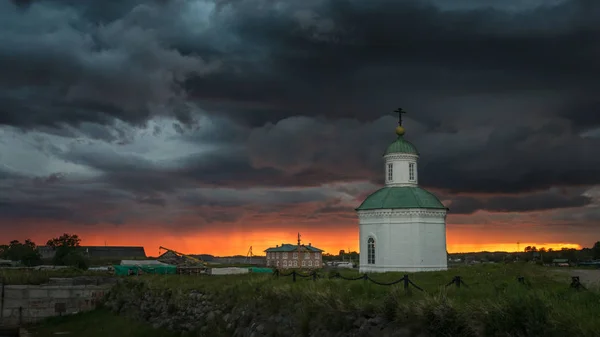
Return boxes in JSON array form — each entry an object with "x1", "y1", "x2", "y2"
[
  {"x1": 264, "y1": 235, "x2": 324, "y2": 269},
  {"x1": 37, "y1": 245, "x2": 146, "y2": 260}
]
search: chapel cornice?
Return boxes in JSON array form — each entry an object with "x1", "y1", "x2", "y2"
[
  {"x1": 384, "y1": 153, "x2": 419, "y2": 161},
  {"x1": 357, "y1": 209, "x2": 447, "y2": 219}
]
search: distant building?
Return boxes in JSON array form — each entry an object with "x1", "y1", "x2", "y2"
[
  {"x1": 38, "y1": 246, "x2": 146, "y2": 259},
  {"x1": 265, "y1": 239, "x2": 324, "y2": 269},
  {"x1": 326, "y1": 261, "x2": 354, "y2": 269},
  {"x1": 552, "y1": 259, "x2": 570, "y2": 267},
  {"x1": 211, "y1": 256, "x2": 266, "y2": 265},
  {"x1": 37, "y1": 246, "x2": 56, "y2": 259},
  {"x1": 0, "y1": 259, "x2": 13, "y2": 266},
  {"x1": 157, "y1": 250, "x2": 182, "y2": 265}
]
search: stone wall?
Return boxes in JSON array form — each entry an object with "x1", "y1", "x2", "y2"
[
  {"x1": 0, "y1": 283, "x2": 111, "y2": 326},
  {"x1": 103, "y1": 279, "x2": 410, "y2": 337}
]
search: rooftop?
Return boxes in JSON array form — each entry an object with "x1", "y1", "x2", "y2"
[
  {"x1": 356, "y1": 186, "x2": 446, "y2": 211},
  {"x1": 384, "y1": 135, "x2": 419, "y2": 156},
  {"x1": 264, "y1": 244, "x2": 324, "y2": 253}
]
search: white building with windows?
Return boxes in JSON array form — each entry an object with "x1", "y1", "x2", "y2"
[{"x1": 356, "y1": 121, "x2": 448, "y2": 273}]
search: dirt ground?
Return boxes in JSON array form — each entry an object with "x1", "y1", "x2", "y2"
[{"x1": 555, "y1": 268, "x2": 600, "y2": 288}]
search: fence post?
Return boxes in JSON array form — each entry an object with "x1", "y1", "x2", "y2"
[
  {"x1": 570, "y1": 276, "x2": 585, "y2": 290},
  {"x1": 455, "y1": 276, "x2": 461, "y2": 288},
  {"x1": 274, "y1": 269, "x2": 279, "y2": 278},
  {"x1": 0, "y1": 277, "x2": 4, "y2": 319},
  {"x1": 363, "y1": 274, "x2": 368, "y2": 282},
  {"x1": 312, "y1": 272, "x2": 317, "y2": 281},
  {"x1": 403, "y1": 274, "x2": 409, "y2": 291},
  {"x1": 292, "y1": 271, "x2": 296, "y2": 283}
]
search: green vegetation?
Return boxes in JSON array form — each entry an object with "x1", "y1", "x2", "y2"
[
  {"x1": 135, "y1": 262, "x2": 591, "y2": 297},
  {"x1": 46, "y1": 233, "x2": 90, "y2": 269},
  {"x1": 449, "y1": 241, "x2": 600, "y2": 264},
  {"x1": 27, "y1": 263, "x2": 600, "y2": 336},
  {"x1": 129, "y1": 264, "x2": 600, "y2": 335},
  {"x1": 0, "y1": 233, "x2": 91, "y2": 269},
  {"x1": 0, "y1": 239, "x2": 42, "y2": 266},
  {"x1": 27, "y1": 309, "x2": 178, "y2": 337},
  {"x1": 0, "y1": 268, "x2": 110, "y2": 285}
]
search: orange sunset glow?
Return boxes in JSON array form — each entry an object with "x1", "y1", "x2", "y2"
[
  {"x1": 2, "y1": 0, "x2": 600, "y2": 273},
  {"x1": 2, "y1": 219, "x2": 589, "y2": 257}
]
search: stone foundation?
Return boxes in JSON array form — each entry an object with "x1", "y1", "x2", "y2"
[{"x1": 0, "y1": 283, "x2": 111, "y2": 326}]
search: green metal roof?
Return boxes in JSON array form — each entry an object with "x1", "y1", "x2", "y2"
[
  {"x1": 264, "y1": 244, "x2": 324, "y2": 253},
  {"x1": 384, "y1": 135, "x2": 419, "y2": 156},
  {"x1": 356, "y1": 186, "x2": 446, "y2": 210}
]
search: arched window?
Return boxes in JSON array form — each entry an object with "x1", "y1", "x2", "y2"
[{"x1": 367, "y1": 237, "x2": 375, "y2": 264}]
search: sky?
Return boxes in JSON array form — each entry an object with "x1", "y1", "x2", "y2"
[{"x1": 1, "y1": 0, "x2": 599, "y2": 256}]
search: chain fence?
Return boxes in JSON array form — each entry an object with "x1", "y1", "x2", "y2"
[{"x1": 272, "y1": 269, "x2": 588, "y2": 292}]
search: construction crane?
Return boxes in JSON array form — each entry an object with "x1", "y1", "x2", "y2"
[
  {"x1": 244, "y1": 246, "x2": 253, "y2": 264},
  {"x1": 159, "y1": 246, "x2": 206, "y2": 266}
]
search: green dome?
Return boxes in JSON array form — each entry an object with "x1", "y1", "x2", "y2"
[
  {"x1": 356, "y1": 186, "x2": 446, "y2": 211},
  {"x1": 384, "y1": 136, "x2": 419, "y2": 156}
]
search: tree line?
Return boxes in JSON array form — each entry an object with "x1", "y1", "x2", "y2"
[
  {"x1": 0, "y1": 233, "x2": 89, "y2": 269},
  {"x1": 323, "y1": 243, "x2": 600, "y2": 264},
  {"x1": 449, "y1": 241, "x2": 600, "y2": 264}
]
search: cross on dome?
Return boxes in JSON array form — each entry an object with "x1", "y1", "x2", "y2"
[{"x1": 393, "y1": 108, "x2": 407, "y2": 136}]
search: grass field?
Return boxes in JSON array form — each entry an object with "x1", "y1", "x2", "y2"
[
  {"x1": 20, "y1": 263, "x2": 600, "y2": 336},
  {"x1": 0, "y1": 268, "x2": 110, "y2": 285},
  {"x1": 25, "y1": 309, "x2": 178, "y2": 337}
]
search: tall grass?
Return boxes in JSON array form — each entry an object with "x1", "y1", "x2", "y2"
[
  {"x1": 26, "y1": 309, "x2": 178, "y2": 337},
  {"x1": 27, "y1": 263, "x2": 600, "y2": 336},
  {"x1": 0, "y1": 268, "x2": 110, "y2": 285}
]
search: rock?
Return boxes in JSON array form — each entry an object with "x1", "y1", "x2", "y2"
[
  {"x1": 104, "y1": 279, "x2": 408, "y2": 337},
  {"x1": 181, "y1": 323, "x2": 195, "y2": 331},
  {"x1": 354, "y1": 317, "x2": 365, "y2": 328},
  {"x1": 234, "y1": 327, "x2": 246, "y2": 337},
  {"x1": 368, "y1": 317, "x2": 384, "y2": 326}
]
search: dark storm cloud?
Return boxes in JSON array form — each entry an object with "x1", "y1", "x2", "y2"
[
  {"x1": 186, "y1": 0, "x2": 600, "y2": 127},
  {"x1": 242, "y1": 115, "x2": 600, "y2": 193},
  {"x1": 178, "y1": 186, "x2": 332, "y2": 208},
  {"x1": 1, "y1": 0, "x2": 599, "y2": 129},
  {"x1": 96, "y1": 149, "x2": 365, "y2": 193},
  {"x1": 0, "y1": 0, "x2": 220, "y2": 128},
  {"x1": 0, "y1": 198, "x2": 75, "y2": 221},
  {"x1": 2, "y1": 0, "x2": 600, "y2": 223},
  {"x1": 558, "y1": 98, "x2": 600, "y2": 132},
  {"x1": 448, "y1": 190, "x2": 593, "y2": 214},
  {"x1": 0, "y1": 175, "x2": 164, "y2": 225}
]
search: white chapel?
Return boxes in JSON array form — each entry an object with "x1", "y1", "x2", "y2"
[{"x1": 356, "y1": 110, "x2": 448, "y2": 273}]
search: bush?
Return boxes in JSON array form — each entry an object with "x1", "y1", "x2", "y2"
[{"x1": 62, "y1": 251, "x2": 90, "y2": 270}]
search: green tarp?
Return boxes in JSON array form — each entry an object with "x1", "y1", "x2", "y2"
[
  {"x1": 113, "y1": 264, "x2": 177, "y2": 276},
  {"x1": 249, "y1": 267, "x2": 273, "y2": 273}
]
